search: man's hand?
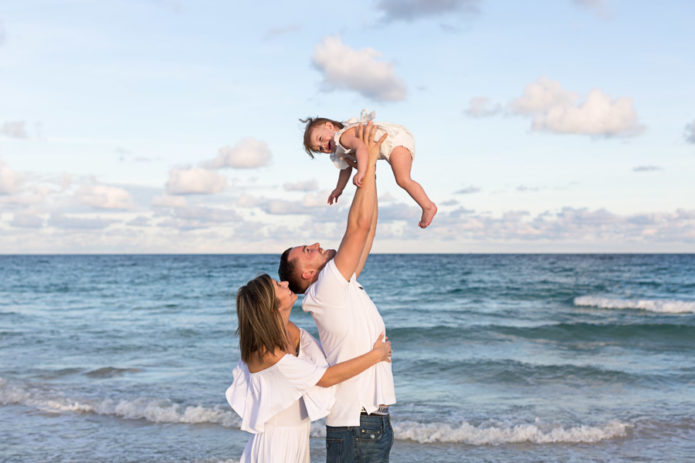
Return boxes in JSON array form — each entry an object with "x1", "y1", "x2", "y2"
[{"x1": 356, "y1": 122, "x2": 387, "y2": 164}]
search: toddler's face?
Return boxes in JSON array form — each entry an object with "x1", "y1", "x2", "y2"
[{"x1": 310, "y1": 122, "x2": 337, "y2": 153}]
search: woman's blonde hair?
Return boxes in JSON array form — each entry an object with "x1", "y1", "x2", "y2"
[
  {"x1": 300, "y1": 116, "x2": 344, "y2": 158},
  {"x1": 235, "y1": 274, "x2": 289, "y2": 363}
]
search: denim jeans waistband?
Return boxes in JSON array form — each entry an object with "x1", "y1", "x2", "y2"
[{"x1": 361, "y1": 405, "x2": 389, "y2": 416}]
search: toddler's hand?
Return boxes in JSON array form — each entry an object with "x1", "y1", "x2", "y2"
[
  {"x1": 353, "y1": 172, "x2": 365, "y2": 187},
  {"x1": 327, "y1": 188, "x2": 343, "y2": 205}
]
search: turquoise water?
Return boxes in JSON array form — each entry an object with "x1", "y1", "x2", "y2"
[{"x1": 1, "y1": 254, "x2": 694, "y2": 462}]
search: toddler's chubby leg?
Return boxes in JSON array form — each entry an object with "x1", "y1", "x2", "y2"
[{"x1": 389, "y1": 147, "x2": 437, "y2": 228}]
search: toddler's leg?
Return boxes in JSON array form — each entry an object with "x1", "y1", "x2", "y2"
[{"x1": 390, "y1": 147, "x2": 437, "y2": 228}]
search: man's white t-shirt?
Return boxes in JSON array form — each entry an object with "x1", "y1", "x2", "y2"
[{"x1": 302, "y1": 259, "x2": 396, "y2": 427}]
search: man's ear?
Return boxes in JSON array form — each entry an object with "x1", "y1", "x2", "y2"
[{"x1": 301, "y1": 269, "x2": 315, "y2": 281}]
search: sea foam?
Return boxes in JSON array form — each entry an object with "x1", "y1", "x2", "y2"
[
  {"x1": 312, "y1": 417, "x2": 629, "y2": 444},
  {"x1": 391, "y1": 420, "x2": 630, "y2": 445},
  {"x1": 1, "y1": 378, "x2": 631, "y2": 445},
  {"x1": 574, "y1": 296, "x2": 695, "y2": 314},
  {"x1": 0, "y1": 378, "x2": 239, "y2": 427}
]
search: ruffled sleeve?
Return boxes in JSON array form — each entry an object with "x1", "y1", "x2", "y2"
[
  {"x1": 225, "y1": 354, "x2": 328, "y2": 434},
  {"x1": 359, "y1": 109, "x2": 375, "y2": 122}
]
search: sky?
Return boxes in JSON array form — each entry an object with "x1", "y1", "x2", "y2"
[{"x1": 1, "y1": 0, "x2": 694, "y2": 253}]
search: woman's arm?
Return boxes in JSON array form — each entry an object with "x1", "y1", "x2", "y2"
[{"x1": 316, "y1": 334, "x2": 391, "y2": 387}]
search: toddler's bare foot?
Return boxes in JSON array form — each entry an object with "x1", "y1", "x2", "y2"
[{"x1": 419, "y1": 203, "x2": 437, "y2": 228}]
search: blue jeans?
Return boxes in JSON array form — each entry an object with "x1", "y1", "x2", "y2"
[{"x1": 325, "y1": 413, "x2": 393, "y2": 463}]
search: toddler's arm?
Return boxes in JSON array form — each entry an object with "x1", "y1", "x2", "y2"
[
  {"x1": 328, "y1": 167, "x2": 352, "y2": 205},
  {"x1": 340, "y1": 130, "x2": 368, "y2": 187}
]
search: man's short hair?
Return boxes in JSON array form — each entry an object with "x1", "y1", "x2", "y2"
[{"x1": 278, "y1": 247, "x2": 304, "y2": 294}]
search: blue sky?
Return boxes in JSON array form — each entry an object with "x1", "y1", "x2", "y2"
[{"x1": 1, "y1": 0, "x2": 693, "y2": 253}]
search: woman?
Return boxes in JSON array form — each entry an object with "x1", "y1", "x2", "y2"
[{"x1": 226, "y1": 274, "x2": 392, "y2": 463}]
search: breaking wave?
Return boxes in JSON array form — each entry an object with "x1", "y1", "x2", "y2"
[
  {"x1": 1, "y1": 378, "x2": 631, "y2": 445},
  {"x1": 0, "y1": 378, "x2": 239, "y2": 427},
  {"x1": 574, "y1": 296, "x2": 695, "y2": 314},
  {"x1": 392, "y1": 419, "x2": 631, "y2": 445}
]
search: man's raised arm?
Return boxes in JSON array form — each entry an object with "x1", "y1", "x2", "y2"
[{"x1": 333, "y1": 122, "x2": 385, "y2": 281}]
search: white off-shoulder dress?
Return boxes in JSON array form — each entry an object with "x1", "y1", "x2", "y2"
[{"x1": 226, "y1": 328, "x2": 335, "y2": 463}]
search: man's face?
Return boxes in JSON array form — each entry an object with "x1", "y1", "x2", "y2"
[{"x1": 288, "y1": 242, "x2": 335, "y2": 281}]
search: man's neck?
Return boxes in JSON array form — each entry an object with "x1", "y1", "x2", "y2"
[{"x1": 304, "y1": 257, "x2": 332, "y2": 292}]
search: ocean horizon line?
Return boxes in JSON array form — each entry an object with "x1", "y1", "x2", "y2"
[{"x1": 1, "y1": 252, "x2": 694, "y2": 256}]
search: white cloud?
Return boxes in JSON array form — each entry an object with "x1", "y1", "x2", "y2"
[
  {"x1": 155, "y1": 204, "x2": 241, "y2": 230},
  {"x1": 11, "y1": 213, "x2": 44, "y2": 229},
  {"x1": 539, "y1": 90, "x2": 642, "y2": 136},
  {"x1": 238, "y1": 194, "x2": 311, "y2": 215},
  {"x1": 264, "y1": 24, "x2": 301, "y2": 40},
  {"x1": 685, "y1": 120, "x2": 695, "y2": 144},
  {"x1": 312, "y1": 36, "x2": 406, "y2": 102},
  {"x1": 573, "y1": 0, "x2": 606, "y2": 17},
  {"x1": 284, "y1": 179, "x2": 318, "y2": 192},
  {"x1": 48, "y1": 213, "x2": 117, "y2": 230},
  {"x1": 166, "y1": 167, "x2": 227, "y2": 195},
  {"x1": 511, "y1": 77, "x2": 577, "y2": 114},
  {"x1": 152, "y1": 194, "x2": 188, "y2": 208},
  {"x1": 633, "y1": 165, "x2": 661, "y2": 172},
  {"x1": 204, "y1": 138, "x2": 272, "y2": 169},
  {"x1": 0, "y1": 160, "x2": 22, "y2": 194},
  {"x1": 516, "y1": 185, "x2": 542, "y2": 192},
  {"x1": 127, "y1": 216, "x2": 150, "y2": 227},
  {"x1": 61, "y1": 173, "x2": 72, "y2": 190},
  {"x1": 429, "y1": 206, "x2": 695, "y2": 244},
  {"x1": 381, "y1": 192, "x2": 411, "y2": 204},
  {"x1": 510, "y1": 77, "x2": 643, "y2": 137},
  {"x1": 237, "y1": 191, "x2": 349, "y2": 221},
  {"x1": 377, "y1": 0, "x2": 480, "y2": 22},
  {"x1": 465, "y1": 97, "x2": 501, "y2": 117},
  {"x1": 1, "y1": 121, "x2": 28, "y2": 139},
  {"x1": 455, "y1": 185, "x2": 481, "y2": 194},
  {"x1": 379, "y1": 203, "x2": 418, "y2": 221},
  {"x1": 75, "y1": 184, "x2": 133, "y2": 209}
]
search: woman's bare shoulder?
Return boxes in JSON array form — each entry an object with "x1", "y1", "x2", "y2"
[{"x1": 246, "y1": 348, "x2": 287, "y2": 374}]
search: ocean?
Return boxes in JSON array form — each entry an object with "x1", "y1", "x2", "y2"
[{"x1": 1, "y1": 254, "x2": 694, "y2": 462}]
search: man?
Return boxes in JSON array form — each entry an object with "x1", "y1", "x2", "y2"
[{"x1": 278, "y1": 122, "x2": 395, "y2": 462}]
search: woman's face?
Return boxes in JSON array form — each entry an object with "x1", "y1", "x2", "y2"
[{"x1": 274, "y1": 279, "x2": 297, "y2": 312}]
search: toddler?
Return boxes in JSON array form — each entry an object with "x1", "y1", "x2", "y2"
[{"x1": 301, "y1": 111, "x2": 437, "y2": 228}]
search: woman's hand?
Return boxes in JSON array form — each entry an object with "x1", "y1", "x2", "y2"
[{"x1": 372, "y1": 333, "x2": 392, "y2": 363}]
